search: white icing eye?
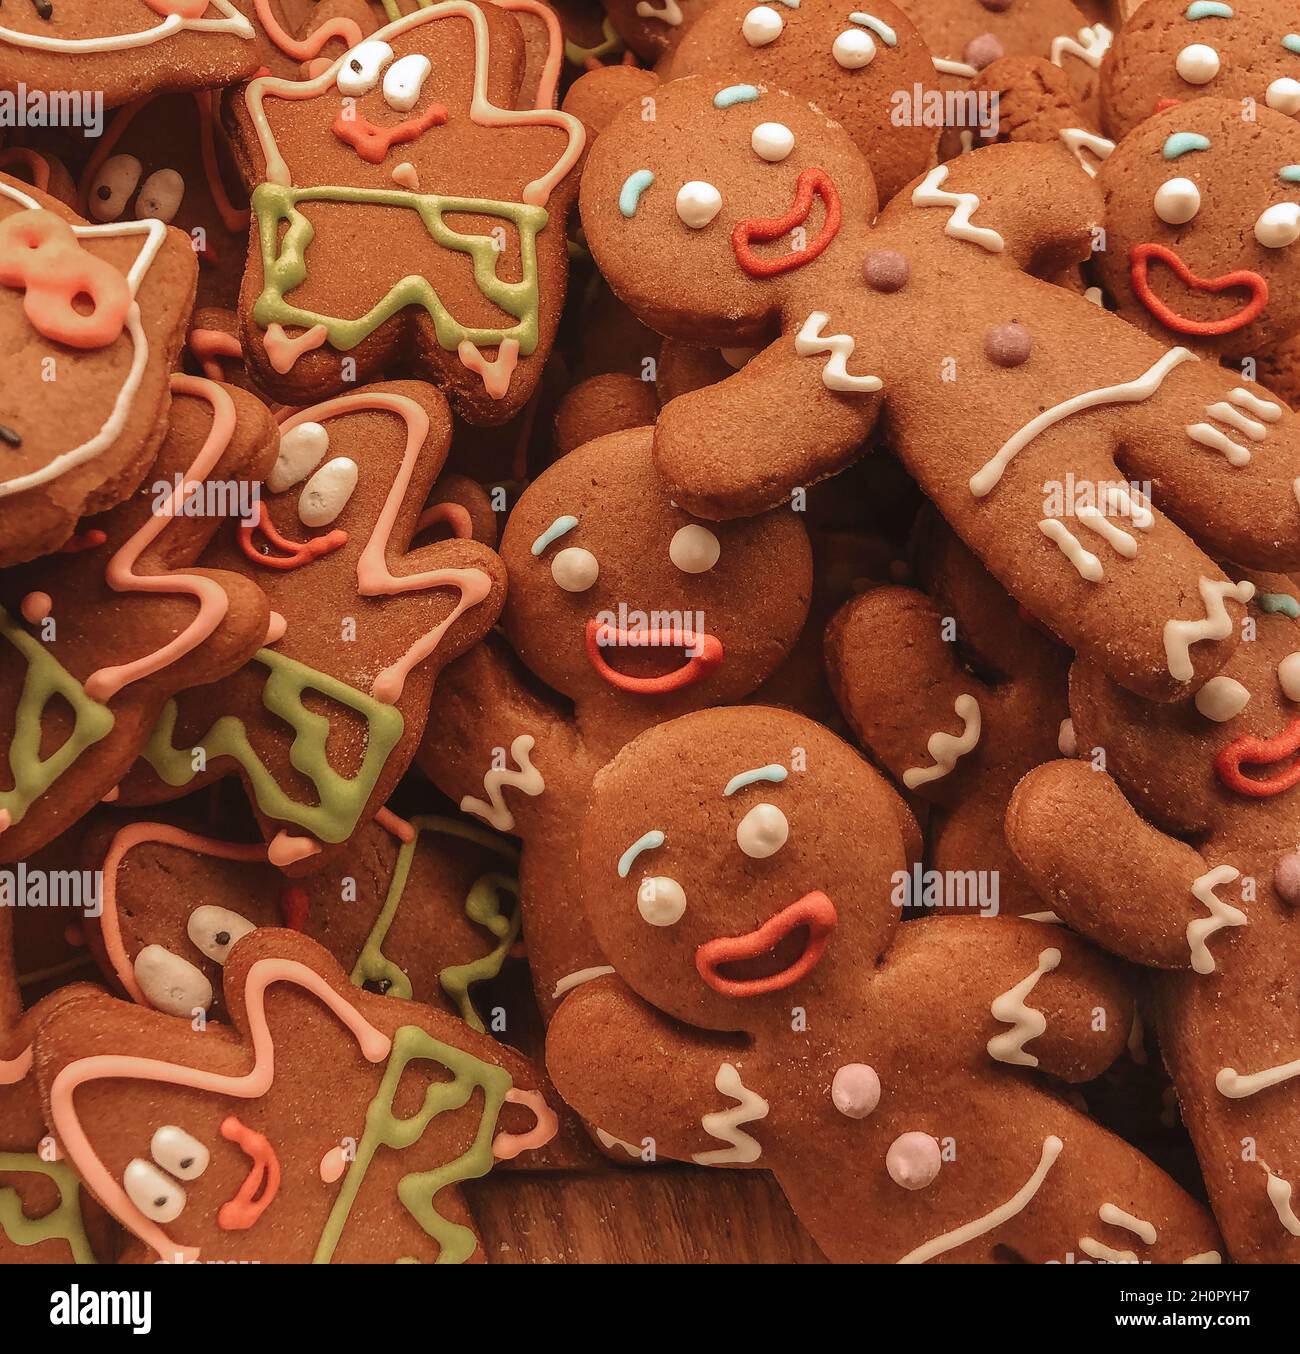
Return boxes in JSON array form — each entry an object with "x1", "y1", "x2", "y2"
[
  {"x1": 742, "y1": 5, "x2": 783, "y2": 46},
  {"x1": 124, "y1": 1159, "x2": 186, "y2": 1223},
  {"x1": 1175, "y1": 43, "x2": 1219, "y2": 84},
  {"x1": 1194, "y1": 675, "x2": 1250, "y2": 722},
  {"x1": 88, "y1": 153, "x2": 143, "y2": 222},
  {"x1": 737, "y1": 802, "x2": 788, "y2": 858},
  {"x1": 551, "y1": 545, "x2": 599, "y2": 592},
  {"x1": 269, "y1": 421, "x2": 329, "y2": 493},
  {"x1": 150, "y1": 1126, "x2": 209, "y2": 1181},
  {"x1": 1279, "y1": 652, "x2": 1300, "y2": 701},
  {"x1": 1266, "y1": 77, "x2": 1300, "y2": 117},
  {"x1": 676, "y1": 181, "x2": 722, "y2": 228},
  {"x1": 298, "y1": 456, "x2": 359, "y2": 527},
  {"x1": 133, "y1": 946, "x2": 212, "y2": 1018},
  {"x1": 186, "y1": 905, "x2": 255, "y2": 966},
  {"x1": 751, "y1": 121, "x2": 795, "y2": 163},
  {"x1": 135, "y1": 168, "x2": 185, "y2": 223},
  {"x1": 382, "y1": 53, "x2": 432, "y2": 112},
  {"x1": 669, "y1": 524, "x2": 721, "y2": 573},
  {"x1": 637, "y1": 876, "x2": 687, "y2": 926},
  {"x1": 337, "y1": 39, "x2": 394, "y2": 96},
  {"x1": 832, "y1": 28, "x2": 876, "y2": 69},
  {"x1": 1256, "y1": 202, "x2": 1300, "y2": 249},
  {"x1": 1154, "y1": 176, "x2": 1200, "y2": 225}
]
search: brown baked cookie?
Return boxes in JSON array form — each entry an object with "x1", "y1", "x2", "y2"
[
  {"x1": 0, "y1": 375, "x2": 277, "y2": 863},
  {"x1": 0, "y1": 173, "x2": 198, "y2": 566},
  {"x1": 582, "y1": 77, "x2": 1300, "y2": 701},
  {"x1": 599, "y1": 0, "x2": 709, "y2": 61},
  {"x1": 545, "y1": 704, "x2": 1222, "y2": 1263},
  {"x1": 235, "y1": 0, "x2": 382, "y2": 75},
  {"x1": 0, "y1": 146, "x2": 77, "y2": 206},
  {"x1": 33, "y1": 927, "x2": 560, "y2": 1263}
]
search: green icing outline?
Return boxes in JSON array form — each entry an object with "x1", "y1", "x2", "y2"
[
  {"x1": 0, "y1": 604, "x2": 115, "y2": 828},
  {"x1": 251, "y1": 182, "x2": 548, "y2": 356},
  {"x1": 313, "y1": 1024, "x2": 511, "y2": 1264},
  {"x1": 140, "y1": 647, "x2": 404, "y2": 844},
  {"x1": 0, "y1": 1152, "x2": 97, "y2": 1263},
  {"x1": 437, "y1": 873, "x2": 520, "y2": 1031}
]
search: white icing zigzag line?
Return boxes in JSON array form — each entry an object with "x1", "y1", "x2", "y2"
[
  {"x1": 1264, "y1": 1167, "x2": 1300, "y2": 1237},
  {"x1": 902, "y1": 694, "x2": 980, "y2": 789},
  {"x1": 987, "y1": 948, "x2": 1061, "y2": 1067},
  {"x1": 1059, "y1": 128, "x2": 1115, "y2": 178},
  {"x1": 0, "y1": 1, "x2": 253, "y2": 53},
  {"x1": 460, "y1": 733, "x2": 545, "y2": 832},
  {"x1": 794, "y1": 313, "x2": 883, "y2": 393},
  {"x1": 635, "y1": 0, "x2": 684, "y2": 24},
  {"x1": 1050, "y1": 23, "x2": 1112, "y2": 70},
  {"x1": 693, "y1": 1062, "x2": 769, "y2": 1165},
  {"x1": 898, "y1": 1135, "x2": 1063, "y2": 1264},
  {"x1": 970, "y1": 347, "x2": 1196, "y2": 498},
  {"x1": 911, "y1": 165, "x2": 1004, "y2": 254},
  {"x1": 1217, "y1": 1051, "x2": 1300, "y2": 1099},
  {"x1": 1163, "y1": 577, "x2": 1255, "y2": 683},
  {"x1": 1187, "y1": 865, "x2": 1247, "y2": 975}
]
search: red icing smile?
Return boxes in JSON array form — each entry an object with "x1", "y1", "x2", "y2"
[
  {"x1": 732, "y1": 168, "x2": 842, "y2": 279},
  {"x1": 1129, "y1": 243, "x2": 1269, "y2": 336},
  {"x1": 238, "y1": 502, "x2": 348, "y2": 571},
  {"x1": 331, "y1": 102, "x2": 448, "y2": 164},
  {"x1": 1215, "y1": 717, "x2": 1300, "y2": 797},
  {"x1": 217, "y1": 1115, "x2": 280, "y2": 1232},
  {"x1": 695, "y1": 892, "x2": 837, "y2": 997},
  {"x1": 584, "y1": 619, "x2": 724, "y2": 694}
]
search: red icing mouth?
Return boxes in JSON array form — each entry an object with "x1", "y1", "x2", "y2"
[
  {"x1": 1129, "y1": 243, "x2": 1269, "y2": 336},
  {"x1": 218, "y1": 1115, "x2": 280, "y2": 1232},
  {"x1": 1153, "y1": 97, "x2": 1184, "y2": 115},
  {"x1": 695, "y1": 892, "x2": 837, "y2": 997},
  {"x1": 732, "y1": 168, "x2": 842, "y2": 279},
  {"x1": 238, "y1": 501, "x2": 348, "y2": 571},
  {"x1": 331, "y1": 102, "x2": 448, "y2": 164},
  {"x1": 1215, "y1": 717, "x2": 1300, "y2": 797},
  {"x1": 584, "y1": 619, "x2": 724, "y2": 694}
]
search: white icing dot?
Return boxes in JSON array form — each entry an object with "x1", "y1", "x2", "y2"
[
  {"x1": 1266, "y1": 77, "x2": 1300, "y2": 117},
  {"x1": 269, "y1": 421, "x2": 329, "y2": 493},
  {"x1": 832, "y1": 27, "x2": 876, "y2": 69},
  {"x1": 1057, "y1": 717, "x2": 1077, "y2": 758},
  {"x1": 737, "y1": 802, "x2": 788, "y2": 858},
  {"x1": 150, "y1": 1126, "x2": 210, "y2": 1181},
  {"x1": 1175, "y1": 42, "x2": 1219, "y2": 85},
  {"x1": 124, "y1": 1159, "x2": 186, "y2": 1222},
  {"x1": 88, "y1": 153, "x2": 142, "y2": 222},
  {"x1": 669, "y1": 523, "x2": 721, "y2": 573},
  {"x1": 742, "y1": 5, "x2": 783, "y2": 46},
  {"x1": 1256, "y1": 202, "x2": 1300, "y2": 249},
  {"x1": 1154, "y1": 176, "x2": 1200, "y2": 225},
  {"x1": 135, "y1": 168, "x2": 185, "y2": 224},
  {"x1": 1279, "y1": 652, "x2": 1300, "y2": 701},
  {"x1": 133, "y1": 945, "x2": 212, "y2": 1017},
  {"x1": 676, "y1": 180, "x2": 722, "y2": 228},
  {"x1": 186, "y1": 905, "x2": 256, "y2": 966},
  {"x1": 886, "y1": 1131, "x2": 942, "y2": 1190},
  {"x1": 551, "y1": 545, "x2": 599, "y2": 592},
  {"x1": 831, "y1": 1063, "x2": 881, "y2": 1118},
  {"x1": 1194, "y1": 674, "x2": 1250, "y2": 722},
  {"x1": 637, "y1": 876, "x2": 687, "y2": 926},
  {"x1": 382, "y1": 52, "x2": 432, "y2": 111},
  {"x1": 298, "y1": 456, "x2": 359, "y2": 527},
  {"x1": 751, "y1": 121, "x2": 795, "y2": 163},
  {"x1": 337, "y1": 39, "x2": 394, "y2": 96}
]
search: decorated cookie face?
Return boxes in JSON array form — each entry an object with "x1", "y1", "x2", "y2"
[
  {"x1": 600, "y1": 0, "x2": 709, "y2": 61},
  {"x1": 581, "y1": 705, "x2": 906, "y2": 1031},
  {"x1": 1096, "y1": 100, "x2": 1300, "y2": 358},
  {"x1": 501, "y1": 428, "x2": 812, "y2": 716},
  {"x1": 1103, "y1": 0, "x2": 1300, "y2": 140},
  {"x1": 230, "y1": 1, "x2": 585, "y2": 421}
]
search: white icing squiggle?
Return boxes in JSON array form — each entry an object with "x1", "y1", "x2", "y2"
[
  {"x1": 1217, "y1": 1053, "x2": 1300, "y2": 1099},
  {"x1": 1050, "y1": 23, "x2": 1112, "y2": 70},
  {"x1": 0, "y1": 1, "x2": 253, "y2": 53},
  {"x1": 1099, "y1": 1204, "x2": 1157, "y2": 1244},
  {"x1": 794, "y1": 313, "x2": 883, "y2": 393},
  {"x1": 1163, "y1": 578, "x2": 1255, "y2": 683},
  {"x1": 1039, "y1": 520, "x2": 1102, "y2": 582},
  {"x1": 1059, "y1": 128, "x2": 1115, "y2": 178},
  {"x1": 461, "y1": 733, "x2": 545, "y2": 831},
  {"x1": 635, "y1": 0, "x2": 684, "y2": 25},
  {"x1": 693, "y1": 1062, "x2": 769, "y2": 1165},
  {"x1": 1264, "y1": 1168, "x2": 1300, "y2": 1236},
  {"x1": 987, "y1": 948, "x2": 1061, "y2": 1067},
  {"x1": 1187, "y1": 865, "x2": 1246, "y2": 975},
  {"x1": 902, "y1": 694, "x2": 981, "y2": 789},
  {"x1": 551, "y1": 966, "x2": 616, "y2": 1000},
  {"x1": 911, "y1": 165, "x2": 1004, "y2": 254}
]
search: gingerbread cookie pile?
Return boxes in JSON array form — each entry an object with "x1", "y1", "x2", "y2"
[{"x1": 0, "y1": 0, "x2": 1297, "y2": 1266}]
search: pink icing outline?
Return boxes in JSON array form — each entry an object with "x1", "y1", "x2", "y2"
[{"x1": 491, "y1": 1087, "x2": 558, "y2": 1160}]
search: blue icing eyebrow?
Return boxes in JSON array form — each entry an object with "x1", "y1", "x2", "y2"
[
  {"x1": 1283, "y1": 165, "x2": 1300, "y2": 183},
  {"x1": 531, "y1": 514, "x2": 578, "y2": 555},
  {"x1": 714, "y1": 84, "x2": 761, "y2": 108},
  {"x1": 1185, "y1": 1, "x2": 1232, "y2": 16},
  {"x1": 849, "y1": 11, "x2": 897, "y2": 44},
  {"x1": 1259, "y1": 592, "x2": 1300, "y2": 618},
  {"x1": 1285, "y1": 34, "x2": 1300, "y2": 54},
  {"x1": 618, "y1": 169, "x2": 654, "y2": 218},
  {"x1": 1164, "y1": 132, "x2": 1211, "y2": 159},
  {"x1": 724, "y1": 764, "x2": 788, "y2": 797},
  {"x1": 618, "y1": 830, "x2": 665, "y2": 878}
]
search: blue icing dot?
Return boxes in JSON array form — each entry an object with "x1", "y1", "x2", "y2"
[
  {"x1": 1185, "y1": 1, "x2": 1233, "y2": 16},
  {"x1": 1259, "y1": 593, "x2": 1300, "y2": 619},
  {"x1": 1282, "y1": 166, "x2": 1300, "y2": 183},
  {"x1": 1285, "y1": 34, "x2": 1300, "y2": 54},
  {"x1": 714, "y1": 84, "x2": 761, "y2": 108},
  {"x1": 1164, "y1": 132, "x2": 1211, "y2": 160},
  {"x1": 618, "y1": 169, "x2": 654, "y2": 219}
]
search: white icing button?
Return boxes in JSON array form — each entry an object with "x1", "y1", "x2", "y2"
[
  {"x1": 1154, "y1": 176, "x2": 1200, "y2": 225},
  {"x1": 751, "y1": 121, "x2": 795, "y2": 162},
  {"x1": 337, "y1": 39, "x2": 394, "y2": 95},
  {"x1": 1175, "y1": 42, "x2": 1219, "y2": 84},
  {"x1": 269, "y1": 421, "x2": 329, "y2": 493},
  {"x1": 298, "y1": 456, "x2": 359, "y2": 527},
  {"x1": 1279, "y1": 652, "x2": 1300, "y2": 701},
  {"x1": 1194, "y1": 674, "x2": 1250, "y2": 722},
  {"x1": 133, "y1": 946, "x2": 213, "y2": 1018},
  {"x1": 383, "y1": 53, "x2": 432, "y2": 112},
  {"x1": 150, "y1": 1126, "x2": 210, "y2": 1181},
  {"x1": 1256, "y1": 202, "x2": 1300, "y2": 249},
  {"x1": 741, "y1": 5, "x2": 783, "y2": 46},
  {"x1": 88, "y1": 153, "x2": 143, "y2": 222},
  {"x1": 637, "y1": 876, "x2": 687, "y2": 926},
  {"x1": 669, "y1": 523, "x2": 721, "y2": 573},
  {"x1": 186, "y1": 905, "x2": 256, "y2": 966},
  {"x1": 832, "y1": 28, "x2": 876, "y2": 69},
  {"x1": 676, "y1": 180, "x2": 722, "y2": 228},
  {"x1": 135, "y1": 168, "x2": 185, "y2": 223},
  {"x1": 831, "y1": 1063, "x2": 881, "y2": 1118},
  {"x1": 737, "y1": 802, "x2": 789, "y2": 858},
  {"x1": 1057, "y1": 717, "x2": 1077, "y2": 758},
  {"x1": 886, "y1": 1131, "x2": 942, "y2": 1190},
  {"x1": 124, "y1": 1159, "x2": 186, "y2": 1222},
  {"x1": 551, "y1": 545, "x2": 599, "y2": 592},
  {"x1": 1266, "y1": 77, "x2": 1300, "y2": 117}
]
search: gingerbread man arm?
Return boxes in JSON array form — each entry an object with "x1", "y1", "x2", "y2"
[
  {"x1": 1006, "y1": 760, "x2": 1222, "y2": 971},
  {"x1": 545, "y1": 976, "x2": 753, "y2": 1163}
]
